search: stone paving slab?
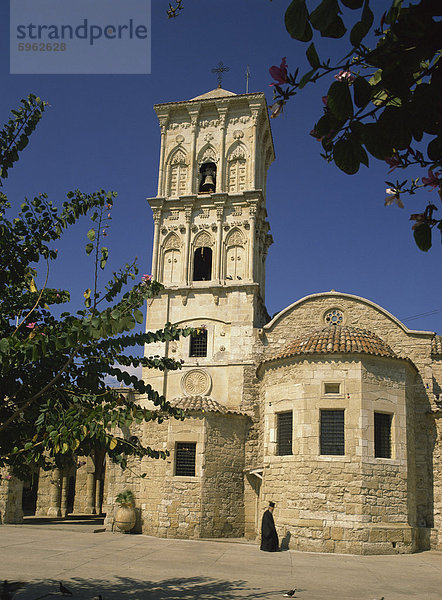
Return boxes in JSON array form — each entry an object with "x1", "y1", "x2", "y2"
[{"x1": 0, "y1": 526, "x2": 441, "y2": 600}]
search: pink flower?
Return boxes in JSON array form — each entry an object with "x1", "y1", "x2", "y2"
[
  {"x1": 422, "y1": 169, "x2": 441, "y2": 190},
  {"x1": 4, "y1": 474, "x2": 12, "y2": 481},
  {"x1": 322, "y1": 96, "x2": 328, "y2": 106},
  {"x1": 26, "y1": 322, "x2": 37, "y2": 329},
  {"x1": 269, "y1": 101, "x2": 285, "y2": 119},
  {"x1": 334, "y1": 70, "x2": 356, "y2": 83},
  {"x1": 385, "y1": 155, "x2": 400, "y2": 173},
  {"x1": 269, "y1": 57, "x2": 288, "y2": 86},
  {"x1": 142, "y1": 274, "x2": 152, "y2": 282}
]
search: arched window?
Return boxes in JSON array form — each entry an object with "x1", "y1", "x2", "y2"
[
  {"x1": 167, "y1": 149, "x2": 188, "y2": 197},
  {"x1": 193, "y1": 247, "x2": 212, "y2": 281},
  {"x1": 227, "y1": 144, "x2": 247, "y2": 193},
  {"x1": 199, "y1": 162, "x2": 216, "y2": 193},
  {"x1": 162, "y1": 233, "x2": 182, "y2": 283},
  {"x1": 193, "y1": 232, "x2": 213, "y2": 281},
  {"x1": 225, "y1": 229, "x2": 245, "y2": 280}
]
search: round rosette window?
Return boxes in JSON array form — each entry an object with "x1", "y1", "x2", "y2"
[
  {"x1": 181, "y1": 369, "x2": 212, "y2": 397},
  {"x1": 324, "y1": 308, "x2": 344, "y2": 325}
]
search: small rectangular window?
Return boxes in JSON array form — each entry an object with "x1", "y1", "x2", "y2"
[
  {"x1": 324, "y1": 382, "x2": 340, "y2": 394},
  {"x1": 189, "y1": 329, "x2": 207, "y2": 357},
  {"x1": 320, "y1": 409, "x2": 344, "y2": 455},
  {"x1": 277, "y1": 412, "x2": 293, "y2": 456},
  {"x1": 374, "y1": 413, "x2": 392, "y2": 458},
  {"x1": 175, "y1": 442, "x2": 196, "y2": 476}
]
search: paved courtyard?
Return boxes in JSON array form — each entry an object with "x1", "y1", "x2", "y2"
[{"x1": 0, "y1": 524, "x2": 441, "y2": 600}]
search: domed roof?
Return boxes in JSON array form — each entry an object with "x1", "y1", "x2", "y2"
[
  {"x1": 190, "y1": 87, "x2": 237, "y2": 101},
  {"x1": 268, "y1": 325, "x2": 397, "y2": 362},
  {"x1": 169, "y1": 396, "x2": 245, "y2": 415}
]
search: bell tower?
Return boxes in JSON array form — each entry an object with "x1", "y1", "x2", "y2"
[{"x1": 145, "y1": 87, "x2": 274, "y2": 411}]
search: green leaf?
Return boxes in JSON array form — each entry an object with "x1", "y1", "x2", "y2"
[
  {"x1": 87, "y1": 228, "x2": 95, "y2": 241},
  {"x1": 285, "y1": 0, "x2": 312, "y2": 41},
  {"x1": 299, "y1": 68, "x2": 317, "y2": 89},
  {"x1": 309, "y1": 0, "x2": 340, "y2": 33},
  {"x1": 100, "y1": 247, "x2": 109, "y2": 270},
  {"x1": 427, "y1": 136, "x2": 442, "y2": 162},
  {"x1": 306, "y1": 43, "x2": 320, "y2": 69},
  {"x1": 413, "y1": 223, "x2": 432, "y2": 252},
  {"x1": 321, "y1": 16, "x2": 346, "y2": 38},
  {"x1": 350, "y1": 0, "x2": 374, "y2": 47},
  {"x1": 134, "y1": 309, "x2": 144, "y2": 324},
  {"x1": 340, "y1": 0, "x2": 363, "y2": 7},
  {"x1": 327, "y1": 81, "x2": 354, "y2": 121},
  {"x1": 353, "y1": 77, "x2": 372, "y2": 108},
  {"x1": 362, "y1": 122, "x2": 393, "y2": 159},
  {"x1": 378, "y1": 107, "x2": 411, "y2": 150},
  {"x1": 333, "y1": 137, "x2": 361, "y2": 174},
  {"x1": 85, "y1": 242, "x2": 94, "y2": 255}
]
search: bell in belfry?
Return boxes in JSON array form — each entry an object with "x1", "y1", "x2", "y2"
[{"x1": 199, "y1": 163, "x2": 216, "y2": 193}]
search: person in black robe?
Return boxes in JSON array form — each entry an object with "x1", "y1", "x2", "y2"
[{"x1": 260, "y1": 501, "x2": 279, "y2": 551}]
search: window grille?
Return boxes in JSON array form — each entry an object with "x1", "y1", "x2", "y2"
[
  {"x1": 175, "y1": 442, "x2": 196, "y2": 476},
  {"x1": 189, "y1": 329, "x2": 207, "y2": 357},
  {"x1": 374, "y1": 412, "x2": 392, "y2": 458},
  {"x1": 320, "y1": 409, "x2": 344, "y2": 455},
  {"x1": 277, "y1": 412, "x2": 293, "y2": 455}
]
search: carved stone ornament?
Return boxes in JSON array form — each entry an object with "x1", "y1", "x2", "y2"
[
  {"x1": 199, "y1": 149, "x2": 217, "y2": 164},
  {"x1": 229, "y1": 116, "x2": 250, "y2": 125},
  {"x1": 175, "y1": 134, "x2": 185, "y2": 144},
  {"x1": 152, "y1": 209, "x2": 162, "y2": 224},
  {"x1": 171, "y1": 149, "x2": 187, "y2": 166},
  {"x1": 170, "y1": 210, "x2": 180, "y2": 221},
  {"x1": 164, "y1": 233, "x2": 182, "y2": 250},
  {"x1": 204, "y1": 133, "x2": 214, "y2": 142},
  {"x1": 227, "y1": 229, "x2": 245, "y2": 247},
  {"x1": 233, "y1": 130, "x2": 244, "y2": 140},
  {"x1": 229, "y1": 146, "x2": 246, "y2": 161},
  {"x1": 194, "y1": 231, "x2": 214, "y2": 248},
  {"x1": 169, "y1": 122, "x2": 191, "y2": 130},
  {"x1": 181, "y1": 369, "x2": 212, "y2": 396},
  {"x1": 199, "y1": 119, "x2": 220, "y2": 129}
]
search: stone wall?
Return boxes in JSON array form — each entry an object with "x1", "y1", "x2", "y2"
[
  {"x1": 258, "y1": 354, "x2": 418, "y2": 554},
  {"x1": 201, "y1": 413, "x2": 248, "y2": 537},
  {"x1": 0, "y1": 470, "x2": 23, "y2": 524}
]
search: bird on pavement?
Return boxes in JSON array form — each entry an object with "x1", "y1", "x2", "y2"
[
  {"x1": 59, "y1": 582, "x2": 73, "y2": 596},
  {"x1": 283, "y1": 590, "x2": 296, "y2": 598},
  {"x1": 1, "y1": 580, "x2": 26, "y2": 600}
]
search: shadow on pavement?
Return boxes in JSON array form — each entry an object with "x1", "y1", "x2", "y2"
[{"x1": 12, "y1": 576, "x2": 276, "y2": 600}]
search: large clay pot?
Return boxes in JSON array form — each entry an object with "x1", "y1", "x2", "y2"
[{"x1": 115, "y1": 505, "x2": 136, "y2": 532}]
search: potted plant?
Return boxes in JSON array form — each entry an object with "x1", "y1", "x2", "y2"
[{"x1": 114, "y1": 490, "x2": 136, "y2": 533}]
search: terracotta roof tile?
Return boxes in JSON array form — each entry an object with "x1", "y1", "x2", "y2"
[
  {"x1": 269, "y1": 325, "x2": 397, "y2": 362},
  {"x1": 432, "y1": 335, "x2": 442, "y2": 357},
  {"x1": 169, "y1": 396, "x2": 245, "y2": 415}
]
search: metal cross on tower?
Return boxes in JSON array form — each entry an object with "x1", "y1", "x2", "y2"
[{"x1": 211, "y1": 61, "x2": 230, "y2": 88}]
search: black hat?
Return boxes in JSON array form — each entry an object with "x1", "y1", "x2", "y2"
[{"x1": 269, "y1": 501, "x2": 275, "y2": 507}]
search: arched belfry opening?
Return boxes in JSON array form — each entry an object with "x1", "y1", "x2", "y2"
[
  {"x1": 193, "y1": 246, "x2": 212, "y2": 281},
  {"x1": 199, "y1": 162, "x2": 216, "y2": 193}
]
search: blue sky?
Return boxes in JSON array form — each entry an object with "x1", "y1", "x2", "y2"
[{"x1": 1, "y1": 0, "x2": 441, "y2": 335}]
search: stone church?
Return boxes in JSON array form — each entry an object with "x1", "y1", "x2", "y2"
[{"x1": 1, "y1": 87, "x2": 441, "y2": 555}]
